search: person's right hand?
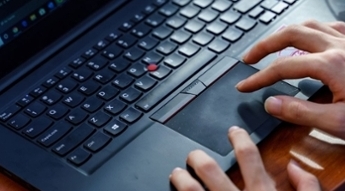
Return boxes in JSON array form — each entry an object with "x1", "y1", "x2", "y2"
[{"x1": 236, "y1": 20, "x2": 345, "y2": 139}]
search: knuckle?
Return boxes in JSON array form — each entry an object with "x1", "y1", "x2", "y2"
[
  {"x1": 286, "y1": 101, "x2": 308, "y2": 120},
  {"x1": 302, "y1": 19, "x2": 320, "y2": 28},
  {"x1": 331, "y1": 112, "x2": 345, "y2": 130},
  {"x1": 331, "y1": 21, "x2": 345, "y2": 33},
  {"x1": 324, "y1": 49, "x2": 345, "y2": 66},
  {"x1": 234, "y1": 141, "x2": 258, "y2": 159},
  {"x1": 195, "y1": 157, "x2": 219, "y2": 174}
]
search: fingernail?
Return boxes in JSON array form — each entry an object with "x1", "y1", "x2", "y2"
[
  {"x1": 229, "y1": 126, "x2": 240, "y2": 134},
  {"x1": 170, "y1": 167, "x2": 182, "y2": 179},
  {"x1": 264, "y1": 96, "x2": 282, "y2": 115},
  {"x1": 235, "y1": 80, "x2": 245, "y2": 89},
  {"x1": 242, "y1": 53, "x2": 248, "y2": 62},
  {"x1": 289, "y1": 159, "x2": 302, "y2": 171}
]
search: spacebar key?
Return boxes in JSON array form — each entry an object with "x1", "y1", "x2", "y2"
[{"x1": 136, "y1": 50, "x2": 217, "y2": 112}]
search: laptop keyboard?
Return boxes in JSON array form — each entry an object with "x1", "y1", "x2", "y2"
[{"x1": 0, "y1": 0, "x2": 297, "y2": 170}]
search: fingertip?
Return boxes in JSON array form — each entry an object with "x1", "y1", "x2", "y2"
[
  {"x1": 228, "y1": 126, "x2": 240, "y2": 134},
  {"x1": 264, "y1": 96, "x2": 282, "y2": 115}
]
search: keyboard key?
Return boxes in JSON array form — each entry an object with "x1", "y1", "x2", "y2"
[
  {"x1": 8, "y1": 114, "x2": 31, "y2": 130},
  {"x1": 211, "y1": 0, "x2": 232, "y2": 12},
  {"x1": 233, "y1": 0, "x2": 262, "y2": 13},
  {"x1": 136, "y1": 49, "x2": 216, "y2": 112},
  {"x1": 22, "y1": 117, "x2": 53, "y2": 138},
  {"x1": 30, "y1": 86, "x2": 47, "y2": 98},
  {"x1": 41, "y1": 90, "x2": 63, "y2": 106},
  {"x1": 119, "y1": 21, "x2": 134, "y2": 32},
  {"x1": 56, "y1": 79, "x2": 78, "y2": 94},
  {"x1": 42, "y1": 77, "x2": 59, "y2": 88},
  {"x1": 150, "y1": 65, "x2": 172, "y2": 80},
  {"x1": 53, "y1": 124, "x2": 95, "y2": 156},
  {"x1": 157, "y1": 41, "x2": 178, "y2": 55},
  {"x1": 198, "y1": 9, "x2": 219, "y2": 23},
  {"x1": 138, "y1": 36, "x2": 159, "y2": 51},
  {"x1": 153, "y1": 0, "x2": 168, "y2": 7},
  {"x1": 283, "y1": 0, "x2": 296, "y2": 5},
  {"x1": 222, "y1": 27, "x2": 244, "y2": 42},
  {"x1": 38, "y1": 121, "x2": 72, "y2": 147},
  {"x1": 120, "y1": 107, "x2": 143, "y2": 123},
  {"x1": 235, "y1": 17, "x2": 257, "y2": 31},
  {"x1": 271, "y1": 2, "x2": 289, "y2": 14},
  {"x1": 145, "y1": 14, "x2": 165, "y2": 27},
  {"x1": 178, "y1": 43, "x2": 200, "y2": 57},
  {"x1": 109, "y1": 58, "x2": 131, "y2": 73},
  {"x1": 0, "y1": 105, "x2": 21, "y2": 122},
  {"x1": 105, "y1": 32, "x2": 121, "y2": 42},
  {"x1": 82, "y1": 48, "x2": 98, "y2": 59},
  {"x1": 128, "y1": 63, "x2": 147, "y2": 78},
  {"x1": 17, "y1": 95, "x2": 34, "y2": 107},
  {"x1": 120, "y1": 87, "x2": 143, "y2": 103},
  {"x1": 249, "y1": 6, "x2": 265, "y2": 18},
  {"x1": 112, "y1": 74, "x2": 135, "y2": 89},
  {"x1": 124, "y1": 47, "x2": 145, "y2": 62},
  {"x1": 117, "y1": 35, "x2": 138, "y2": 49},
  {"x1": 97, "y1": 86, "x2": 119, "y2": 101},
  {"x1": 82, "y1": 97, "x2": 104, "y2": 113},
  {"x1": 66, "y1": 108, "x2": 88, "y2": 125},
  {"x1": 25, "y1": 102, "x2": 46, "y2": 118},
  {"x1": 208, "y1": 38, "x2": 230, "y2": 53},
  {"x1": 170, "y1": 30, "x2": 191, "y2": 44},
  {"x1": 164, "y1": 53, "x2": 186, "y2": 68},
  {"x1": 131, "y1": 13, "x2": 146, "y2": 23},
  {"x1": 259, "y1": 11, "x2": 276, "y2": 24},
  {"x1": 67, "y1": 148, "x2": 91, "y2": 166},
  {"x1": 55, "y1": 67, "x2": 72, "y2": 79},
  {"x1": 47, "y1": 104, "x2": 70, "y2": 120},
  {"x1": 159, "y1": 4, "x2": 179, "y2": 17},
  {"x1": 79, "y1": 81, "x2": 100, "y2": 96},
  {"x1": 193, "y1": 0, "x2": 214, "y2": 8},
  {"x1": 142, "y1": 52, "x2": 164, "y2": 65},
  {"x1": 220, "y1": 10, "x2": 241, "y2": 24},
  {"x1": 184, "y1": 20, "x2": 205, "y2": 33},
  {"x1": 104, "y1": 99, "x2": 127, "y2": 115},
  {"x1": 84, "y1": 132, "x2": 111, "y2": 152},
  {"x1": 131, "y1": 24, "x2": 152, "y2": 38},
  {"x1": 63, "y1": 92, "x2": 85, "y2": 108},
  {"x1": 193, "y1": 32, "x2": 214, "y2": 46},
  {"x1": 135, "y1": 76, "x2": 157, "y2": 91},
  {"x1": 69, "y1": 57, "x2": 86, "y2": 69},
  {"x1": 261, "y1": 0, "x2": 279, "y2": 10},
  {"x1": 89, "y1": 111, "x2": 111, "y2": 128},
  {"x1": 104, "y1": 119, "x2": 127, "y2": 136},
  {"x1": 180, "y1": 5, "x2": 200, "y2": 18},
  {"x1": 153, "y1": 26, "x2": 173, "y2": 40},
  {"x1": 102, "y1": 45, "x2": 123, "y2": 60},
  {"x1": 166, "y1": 16, "x2": 187, "y2": 29},
  {"x1": 207, "y1": 21, "x2": 227, "y2": 35},
  {"x1": 173, "y1": 0, "x2": 191, "y2": 7},
  {"x1": 72, "y1": 68, "x2": 93, "y2": 82},
  {"x1": 94, "y1": 69, "x2": 116, "y2": 85},
  {"x1": 142, "y1": 4, "x2": 157, "y2": 15},
  {"x1": 93, "y1": 39, "x2": 109, "y2": 51}
]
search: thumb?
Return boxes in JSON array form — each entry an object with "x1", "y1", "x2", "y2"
[
  {"x1": 264, "y1": 96, "x2": 345, "y2": 139},
  {"x1": 287, "y1": 160, "x2": 321, "y2": 191}
]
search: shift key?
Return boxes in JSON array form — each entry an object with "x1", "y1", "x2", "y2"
[{"x1": 136, "y1": 49, "x2": 216, "y2": 112}]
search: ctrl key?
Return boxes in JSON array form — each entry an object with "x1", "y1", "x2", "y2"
[
  {"x1": 84, "y1": 132, "x2": 111, "y2": 152},
  {"x1": 67, "y1": 148, "x2": 91, "y2": 166}
]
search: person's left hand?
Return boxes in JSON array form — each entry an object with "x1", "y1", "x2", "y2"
[{"x1": 170, "y1": 126, "x2": 321, "y2": 191}]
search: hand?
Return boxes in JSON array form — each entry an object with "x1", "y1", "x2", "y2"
[
  {"x1": 170, "y1": 126, "x2": 320, "y2": 191},
  {"x1": 237, "y1": 20, "x2": 345, "y2": 139}
]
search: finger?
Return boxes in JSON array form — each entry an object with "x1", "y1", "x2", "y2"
[
  {"x1": 170, "y1": 167, "x2": 204, "y2": 191},
  {"x1": 287, "y1": 160, "x2": 321, "y2": 191},
  {"x1": 327, "y1": 21, "x2": 345, "y2": 35},
  {"x1": 243, "y1": 25, "x2": 334, "y2": 64},
  {"x1": 228, "y1": 127, "x2": 275, "y2": 191},
  {"x1": 237, "y1": 53, "x2": 328, "y2": 92},
  {"x1": 187, "y1": 150, "x2": 239, "y2": 191},
  {"x1": 264, "y1": 96, "x2": 345, "y2": 139},
  {"x1": 302, "y1": 20, "x2": 345, "y2": 37}
]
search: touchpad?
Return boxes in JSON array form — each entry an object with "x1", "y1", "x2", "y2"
[{"x1": 165, "y1": 63, "x2": 298, "y2": 156}]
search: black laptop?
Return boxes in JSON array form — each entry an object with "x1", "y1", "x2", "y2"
[{"x1": 0, "y1": 0, "x2": 340, "y2": 190}]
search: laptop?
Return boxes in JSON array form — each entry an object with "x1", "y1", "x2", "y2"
[{"x1": 0, "y1": 0, "x2": 341, "y2": 190}]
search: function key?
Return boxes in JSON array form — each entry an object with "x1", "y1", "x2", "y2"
[
  {"x1": 82, "y1": 48, "x2": 98, "y2": 59},
  {"x1": 69, "y1": 57, "x2": 86, "y2": 69},
  {"x1": 0, "y1": 105, "x2": 21, "y2": 122},
  {"x1": 17, "y1": 95, "x2": 34, "y2": 107},
  {"x1": 8, "y1": 113, "x2": 31, "y2": 130},
  {"x1": 30, "y1": 86, "x2": 47, "y2": 98},
  {"x1": 55, "y1": 67, "x2": 72, "y2": 79},
  {"x1": 67, "y1": 148, "x2": 91, "y2": 166}
]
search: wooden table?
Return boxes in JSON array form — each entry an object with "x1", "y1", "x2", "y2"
[{"x1": 1, "y1": 87, "x2": 344, "y2": 191}]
